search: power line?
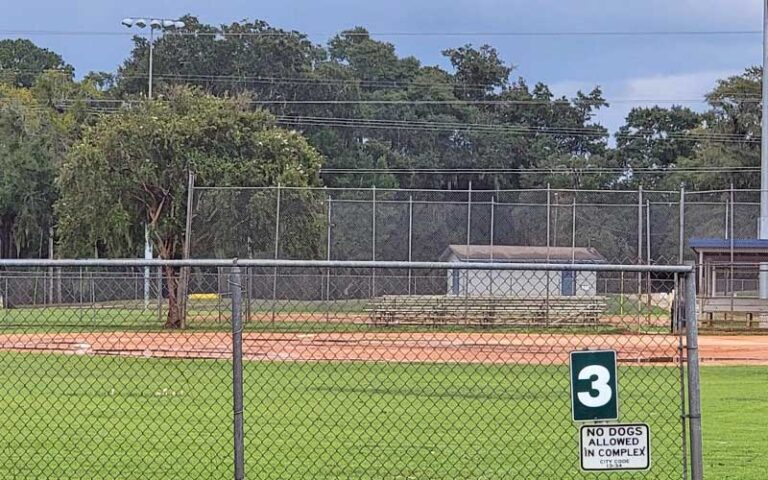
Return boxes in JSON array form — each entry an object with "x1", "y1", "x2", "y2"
[
  {"x1": 274, "y1": 114, "x2": 760, "y2": 143},
  {"x1": 2, "y1": 69, "x2": 531, "y2": 92},
  {"x1": 318, "y1": 167, "x2": 760, "y2": 174},
  {"x1": 2, "y1": 69, "x2": 762, "y2": 103},
  {"x1": 106, "y1": 73, "x2": 768, "y2": 99},
  {"x1": 48, "y1": 97, "x2": 744, "y2": 106},
  {"x1": 276, "y1": 114, "x2": 605, "y2": 134},
  {"x1": 165, "y1": 30, "x2": 763, "y2": 37},
  {"x1": 1, "y1": 99, "x2": 759, "y2": 144},
  {"x1": 0, "y1": 29, "x2": 761, "y2": 38},
  {"x1": 274, "y1": 117, "x2": 606, "y2": 137}
]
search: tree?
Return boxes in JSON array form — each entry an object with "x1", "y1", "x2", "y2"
[
  {"x1": 442, "y1": 44, "x2": 512, "y2": 100},
  {"x1": 329, "y1": 27, "x2": 420, "y2": 85},
  {"x1": 32, "y1": 70, "x2": 109, "y2": 153},
  {"x1": 56, "y1": 87, "x2": 323, "y2": 328},
  {"x1": 615, "y1": 106, "x2": 703, "y2": 189},
  {"x1": 507, "y1": 82, "x2": 610, "y2": 189},
  {"x1": 667, "y1": 67, "x2": 761, "y2": 190},
  {"x1": 0, "y1": 39, "x2": 72, "y2": 88},
  {"x1": 0, "y1": 85, "x2": 57, "y2": 259},
  {"x1": 109, "y1": 18, "x2": 615, "y2": 192}
]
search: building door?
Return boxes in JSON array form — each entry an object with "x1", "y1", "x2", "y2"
[
  {"x1": 451, "y1": 270, "x2": 460, "y2": 295},
  {"x1": 561, "y1": 271, "x2": 576, "y2": 296}
]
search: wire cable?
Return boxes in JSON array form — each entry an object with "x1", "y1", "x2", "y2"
[{"x1": 0, "y1": 29, "x2": 761, "y2": 38}]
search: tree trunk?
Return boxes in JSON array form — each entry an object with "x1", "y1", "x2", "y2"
[
  {"x1": 163, "y1": 264, "x2": 183, "y2": 329},
  {"x1": 0, "y1": 217, "x2": 13, "y2": 260}
]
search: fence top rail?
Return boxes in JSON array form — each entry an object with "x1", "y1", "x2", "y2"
[
  {"x1": 0, "y1": 258, "x2": 694, "y2": 273},
  {"x1": 195, "y1": 185, "x2": 686, "y2": 194},
  {"x1": 193, "y1": 185, "x2": 766, "y2": 195}
]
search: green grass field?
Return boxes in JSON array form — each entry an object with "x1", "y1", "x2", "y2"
[
  {"x1": 0, "y1": 300, "x2": 669, "y2": 334},
  {"x1": 700, "y1": 366, "x2": 768, "y2": 479},
  {"x1": 0, "y1": 351, "x2": 762, "y2": 479}
]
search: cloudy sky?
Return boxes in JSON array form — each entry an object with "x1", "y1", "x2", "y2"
[{"x1": 1, "y1": 0, "x2": 762, "y2": 133}]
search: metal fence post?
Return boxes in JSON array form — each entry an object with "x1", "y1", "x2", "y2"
[
  {"x1": 646, "y1": 199, "x2": 652, "y2": 323},
  {"x1": 78, "y1": 267, "x2": 83, "y2": 322},
  {"x1": 325, "y1": 195, "x2": 333, "y2": 302},
  {"x1": 48, "y1": 226, "x2": 54, "y2": 305},
  {"x1": 156, "y1": 265, "x2": 163, "y2": 323},
  {"x1": 638, "y1": 187, "x2": 644, "y2": 314},
  {"x1": 408, "y1": 195, "x2": 413, "y2": 295},
  {"x1": 646, "y1": 199, "x2": 652, "y2": 265},
  {"x1": 730, "y1": 185, "x2": 735, "y2": 317},
  {"x1": 144, "y1": 224, "x2": 152, "y2": 310},
  {"x1": 272, "y1": 184, "x2": 282, "y2": 323},
  {"x1": 326, "y1": 194, "x2": 332, "y2": 322},
  {"x1": 489, "y1": 195, "x2": 495, "y2": 296},
  {"x1": 546, "y1": 184, "x2": 551, "y2": 251},
  {"x1": 684, "y1": 270, "x2": 703, "y2": 480},
  {"x1": 371, "y1": 186, "x2": 376, "y2": 298},
  {"x1": 217, "y1": 268, "x2": 224, "y2": 322},
  {"x1": 678, "y1": 186, "x2": 685, "y2": 264},
  {"x1": 546, "y1": 185, "x2": 551, "y2": 322},
  {"x1": 465, "y1": 182, "x2": 473, "y2": 302},
  {"x1": 553, "y1": 191, "x2": 559, "y2": 247},
  {"x1": 724, "y1": 189, "x2": 730, "y2": 239},
  {"x1": 675, "y1": 271, "x2": 689, "y2": 479},
  {"x1": 179, "y1": 171, "x2": 196, "y2": 328},
  {"x1": 230, "y1": 265, "x2": 245, "y2": 480},
  {"x1": 245, "y1": 267, "x2": 252, "y2": 323},
  {"x1": 466, "y1": 181, "x2": 472, "y2": 256},
  {"x1": 571, "y1": 197, "x2": 576, "y2": 263}
]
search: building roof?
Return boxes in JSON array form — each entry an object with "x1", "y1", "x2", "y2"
[
  {"x1": 440, "y1": 245, "x2": 607, "y2": 264},
  {"x1": 689, "y1": 238, "x2": 768, "y2": 252}
]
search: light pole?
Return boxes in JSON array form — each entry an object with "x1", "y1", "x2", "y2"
[
  {"x1": 121, "y1": 17, "x2": 184, "y2": 308},
  {"x1": 121, "y1": 17, "x2": 185, "y2": 100}
]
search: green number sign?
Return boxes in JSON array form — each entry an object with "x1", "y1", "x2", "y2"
[{"x1": 570, "y1": 350, "x2": 618, "y2": 422}]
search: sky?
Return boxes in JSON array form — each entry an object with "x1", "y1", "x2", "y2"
[{"x1": 0, "y1": 0, "x2": 763, "y2": 134}]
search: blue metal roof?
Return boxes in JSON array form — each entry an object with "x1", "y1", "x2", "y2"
[{"x1": 689, "y1": 238, "x2": 768, "y2": 250}]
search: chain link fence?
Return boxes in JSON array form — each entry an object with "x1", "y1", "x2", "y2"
[
  {"x1": 190, "y1": 186, "x2": 760, "y2": 267},
  {"x1": 0, "y1": 259, "x2": 701, "y2": 479}
]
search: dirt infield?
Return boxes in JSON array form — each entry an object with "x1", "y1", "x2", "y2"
[{"x1": 0, "y1": 331, "x2": 765, "y2": 365}]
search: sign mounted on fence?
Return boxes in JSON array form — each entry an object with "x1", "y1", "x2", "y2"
[
  {"x1": 580, "y1": 424, "x2": 650, "y2": 471},
  {"x1": 570, "y1": 350, "x2": 618, "y2": 421}
]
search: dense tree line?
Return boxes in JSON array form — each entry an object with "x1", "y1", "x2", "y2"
[{"x1": 115, "y1": 17, "x2": 611, "y2": 191}]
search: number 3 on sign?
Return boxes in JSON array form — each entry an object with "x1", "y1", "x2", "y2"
[
  {"x1": 570, "y1": 350, "x2": 618, "y2": 421},
  {"x1": 577, "y1": 365, "x2": 612, "y2": 407}
]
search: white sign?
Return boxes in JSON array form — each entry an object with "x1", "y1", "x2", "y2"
[{"x1": 580, "y1": 424, "x2": 650, "y2": 471}]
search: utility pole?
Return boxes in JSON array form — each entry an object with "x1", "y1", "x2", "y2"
[{"x1": 148, "y1": 26, "x2": 155, "y2": 99}]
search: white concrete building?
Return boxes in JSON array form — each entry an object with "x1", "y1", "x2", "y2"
[{"x1": 440, "y1": 245, "x2": 607, "y2": 297}]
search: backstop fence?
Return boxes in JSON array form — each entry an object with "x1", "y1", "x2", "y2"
[
  {"x1": 189, "y1": 185, "x2": 760, "y2": 267},
  {"x1": 0, "y1": 259, "x2": 701, "y2": 479}
]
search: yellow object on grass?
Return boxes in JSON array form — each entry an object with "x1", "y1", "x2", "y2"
[{"x1": 189, "y1": 293, "x2": 220, "y2": 300}]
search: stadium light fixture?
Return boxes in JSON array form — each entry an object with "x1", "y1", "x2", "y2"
[{"x1": 120, "y1": 16, "x2": 185, "y2": 100}]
